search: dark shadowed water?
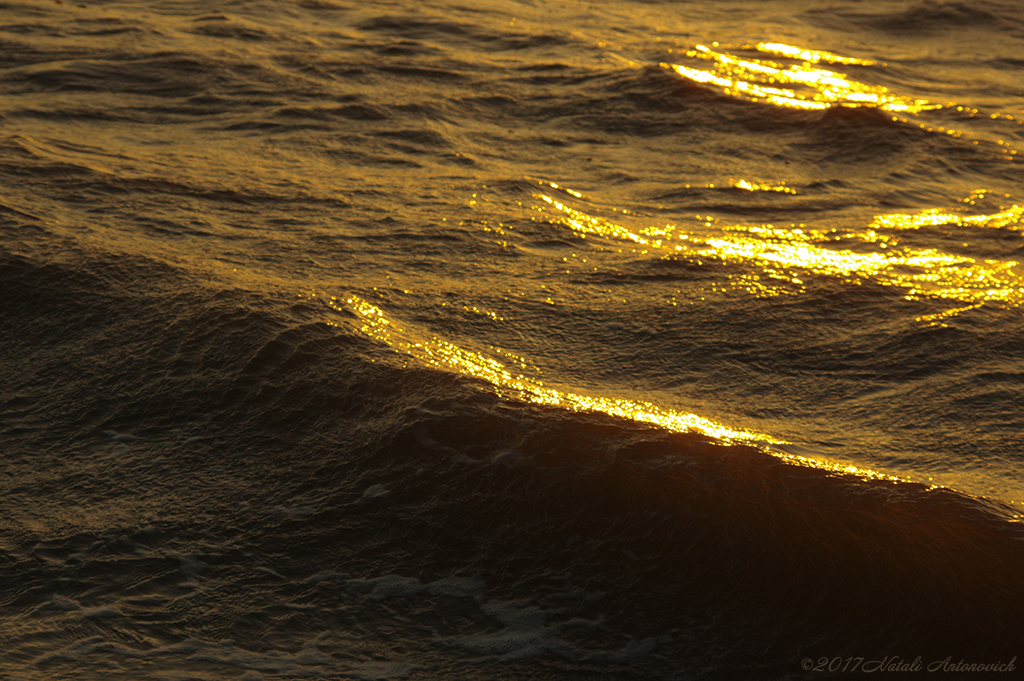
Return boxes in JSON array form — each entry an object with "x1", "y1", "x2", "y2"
[{"x1": 2, "y1": 1, "x2": 1023, "y2": 679}]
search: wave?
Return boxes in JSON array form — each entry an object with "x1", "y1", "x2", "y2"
[
  {"x1": 3, "y1": 0, "x2": 1024, "y2": 676},
  {"x1": 5, "y1": 249, "x2": 1021, "y2": 680}
]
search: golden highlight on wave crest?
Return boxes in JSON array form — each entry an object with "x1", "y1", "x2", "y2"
[
  {"x1": 662, "y1": 42, "x2": 940, "y2": 113},
  {"x1": 336, "y1": 295, "x2": 915, "y2": 484},
  {"x1": 532, "y1": 188, "x2": 1024, "y2": 316},
  {"x1": 872, "y1": 203, "x2": 1024, "y2": 231},
  {"x1": 338, "y1": 295, "x2": 775, "y2": 445},
  {"x1": 754, "y1": 42, "x2": 875, "y2": 66}
]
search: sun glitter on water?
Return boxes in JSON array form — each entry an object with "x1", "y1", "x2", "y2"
[
  {"x1": 336, "y1": 295, "x2": 777, "y2": 445},
  {"x1": 529, "y1": 183, "x2": 1024, "y2": 321},
  {"x1": 662, "y1": 42, "x2": 941, "y2": 113},
  {"x1": 333, "y1": 294, "x2": 922, "y2": 487}
]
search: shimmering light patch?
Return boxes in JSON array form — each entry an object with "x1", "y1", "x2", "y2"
[
  {"x1": 546, "y1": 181, "x2": 582, "y2": 198},
  {"x1": 916, "y1": 303, "x2": 984, "y2": 327},
  {"x1": 665, "y1": 62, "x2": 829, "y2": 111},
  {"x1": 733, "y1": 179, "x2": 796, "y2": 194},
  {"x1": 535, "y1": 193, "x2": 1024, "y2": 313},
  {"x1": 335, "y1": 296, "x2": 928, "y2": 484},
  {"x1": 339, "y1": 295, "x2": 776, "y2": 445},
  {"x1": 871, "y1": 204, "x2": 1024, "y2": 231},
  {"x1": 538, "y1": 194, "x2": 661, "y2": 246},
  {"x1": 754, "y1": 42, "x2": 876, "y2": 66},
  {"x1": 466, "y1": 305, "x2": 502, "y2": 320},
  {"x1": 664, "y1": 43, "x2": 941, "y2": 113},
  {"x1": 772, "y1": 450, "x2": 906, "y2": 483},
  {"x1": 704, "y1": 231, "x2": 1024, "y2": 309},
  {"x1": 658, "y1": 181, "x2": 794, "y2": 193},
  {"x1": 960, "y1": 189, "x2": 989, "y2": 206}
]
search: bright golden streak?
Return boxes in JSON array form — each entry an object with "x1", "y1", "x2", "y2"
[
  {"x1": 755, "y1": 42, "x2": 876, "y2": 66},
  {"x1": 538, "y1": 194, "x2": 661, "y2": 246},
  {"x1": 916, "y1": 303, "x2": 983, "y2": 326},
  {"x1": 872, "y1": 204, "x2": 1024, "y2": 231},
  {"x1": 342, "y1": 295, "x2": 777, "y2": 444},
  {"x1": 547, "y1": 180, "x2": 582, "y2": 198},
  {"x1": 665, "y1": 43, "x2": 940, "y2": 113},
  {"x1": 733, "y1": 179, "x2": 796, "y2": 194},
  {"x1": 536, "y1": 192, "x2": 1024, "y2": 314},
  {"x1": 665, "y1": 62, "x2": 829, "y2": 111},
  {"x1": 339, "y1": 296, "x2": 922, "y2": 484},
  {"x1": 771, "y1": 451, "x2": 906, "y2": 483}
]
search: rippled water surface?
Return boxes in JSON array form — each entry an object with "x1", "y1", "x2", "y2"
[{"x1": 3, "y1": 1, "x2": 1024, "y2": 679}]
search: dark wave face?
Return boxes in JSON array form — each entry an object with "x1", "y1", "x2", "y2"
[{"x1": 2, "y1": 1, "x2": 1024, "y2": 679}]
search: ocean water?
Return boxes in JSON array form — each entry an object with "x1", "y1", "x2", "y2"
[{"x1": 2, "y1": 0, "x2": 1023, "y2": 678}]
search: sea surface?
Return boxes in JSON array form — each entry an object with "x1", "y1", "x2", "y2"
[{"x1": 2, "y1": 0, "x2": 1024, "y2": 679}]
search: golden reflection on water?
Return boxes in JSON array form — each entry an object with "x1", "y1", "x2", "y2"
[
  {"x1": 539, "y1": 194, "x2": 662, "y2": 246},
  {"x1": 663, "y1": 42, "x2": 940, "y2": 113},
  {"x1": 335, "y1": 295, "x2": 915, "y2": 484},
  {"x1": 533, "y1": 188, "x2": 1024, "y2": 318},
  {"x1": 337, "y1": 295, "x2": 775, "y2": 445},
  {"x1": 753, "y1": 42, "x2": 875, "y2": 66},
  {"x1": 733, "y1": 179, "x2": 795, "y2": 194},
  {"x1": 872, "y1": 203, "x2": 1024, "y2": 231},
  {"x1": 771, "y1": 451, "x2": 904, "y2": 483}
]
